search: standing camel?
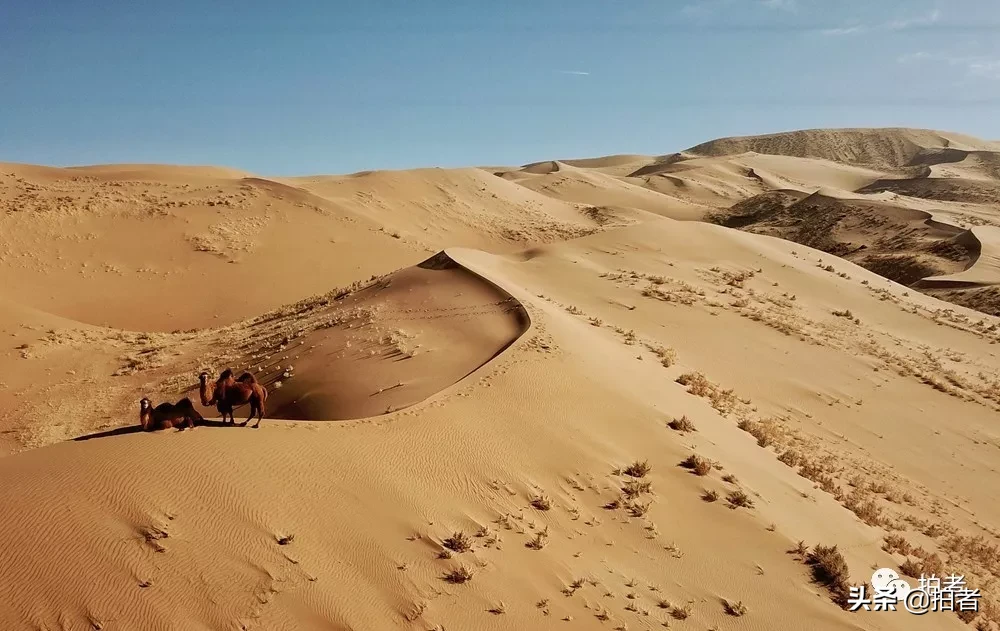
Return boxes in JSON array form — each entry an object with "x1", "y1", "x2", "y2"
[
  {"x1": 139, "y1": 397, "x2": 203, "y2": 431},
  {"x1": 199, "y1": 369, "x2": 268, "y2": 428}
]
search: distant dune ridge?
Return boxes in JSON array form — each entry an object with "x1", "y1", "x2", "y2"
[{"x1": 1, "y1": 128, "x2": 1000, "y2": 629}]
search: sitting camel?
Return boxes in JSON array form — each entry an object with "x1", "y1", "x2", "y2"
[
  {"x1": 139, "y1": 397, "x2": 203, "y2": 431},
  {"x1": 199, "y1": 368, "x2": 268, "y2": 428}
]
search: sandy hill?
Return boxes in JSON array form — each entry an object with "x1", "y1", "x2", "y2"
[
  {"x1": 2, "y1": 128, "x2": 1000, "y2": 630},
  {"x1": 683, "y1": 128, "x2": 1000, "y2": 170},
  {"x1": 490, "y1": 128, "x2": 1000, "y2": 317}
]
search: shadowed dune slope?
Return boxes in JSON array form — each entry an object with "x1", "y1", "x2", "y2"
[{"x1": 192, "y1": 251, "x2": 529, "y2": 421}]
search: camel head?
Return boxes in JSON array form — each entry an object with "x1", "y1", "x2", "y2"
[
  {"x1": 199, "y1": 371, "x2": 209, "y2": 384},
  {"x1": 140, "y1": 397, "x2": 152, "y2": 411}
]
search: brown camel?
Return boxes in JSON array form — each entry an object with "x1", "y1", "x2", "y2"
[
  {"x1": 139, "y1": 397, "x2": 203, "y2": 431},
  {"x1": 199, "y1": 369, "x2": 267, "y2": 428}
]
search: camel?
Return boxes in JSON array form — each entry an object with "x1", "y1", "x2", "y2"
[
  {"x1": 199, "y1": 368, "x2": 267, "y2": 428},
  {"x1": 139, "y1": 397, "x2": 203, "y2": 431}
]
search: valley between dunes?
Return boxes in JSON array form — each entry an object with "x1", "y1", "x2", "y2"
[{"x1": 2, "y1": 128, "x2": 1000, "y2": 631}]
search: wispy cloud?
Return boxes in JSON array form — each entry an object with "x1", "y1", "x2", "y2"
[
  {"x1": 760, "y1": 0, "x2": 797, "y2": 11},
  {"x1": 681, "y1": 0, "x2": 796, "y2": 17},
  {"x1": 821, "y1": 8, "x2": 943, "y2": 37},
  {"x1": 820, "y1": 25, "x2": 865, "y2": 36},
  {"x1": 968, "y1": 60, "x2": 1000, "y2": 80},
  {"x1": 888, "y1": 8, "x2": 941, "y2": 31},
  {"x1": 897, "y1": 50, "x2": 1000, "y2": 80},
  {"x1": 557, "y1": 70, "x2": 590, "y2": 76}
]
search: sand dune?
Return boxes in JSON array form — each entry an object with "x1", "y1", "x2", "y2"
[
  {"x1": 3, "y1": 128, "x2": 1000, "y2": 630},
  {"x1": 189, "y1": 251, "x2": 529, "y2": 421},
  {"x1": 683, "y1": 128, "x2": 1000, "y2": 170}
]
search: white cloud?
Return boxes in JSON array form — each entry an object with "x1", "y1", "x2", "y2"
[
  {"x1": 822, "y1": 8, "x2": 943, "y2": 37},
  {"x1": 761, "y1": 0, "x2": 797, "y2": 10},
  {"x1": 681, "y1": 0, "x2": 795, "y2": 17},
  {"x1": 558, "y1": 70, "x2": 590, "y2": 76},
  {"x1": 897, "y1": 51, "x2": 932, "y2": 64},
  {"x1": 821, "y1": 25, "x2": 866, "y2": 36},
  {"x1": 888, "y1": 9, "x2": 941, "y2": 31},
  {"x1": 897, "y1": 50, "x2": 1000, "y2": 80},
  {"x1": 968, "y1": 60, "x2": 1000, "y2": 79}
]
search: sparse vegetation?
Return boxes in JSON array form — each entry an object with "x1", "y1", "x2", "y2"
[
  {"x1": 646, "y1": 344, "x2": 678, "y2": 367},
  {"x1": 668, "y1": 415, "x2": 696, "y2": 432},
  {"x1": 443, "y1": 566, "x2": 474, "y2": 584},
  {"x1": 622, "y1": 479, "x2": 653, "y2": 499},
  {"x1": 526, "y1": 530, "x2": 548, "y2": 550},
  {"x1": 726, "y1": 490, "x2": 754, "y2": 509},
  {"x1": 805, "y1": 544, "x2": 850, "y2": 606},
  {"x1": 677, "y1": 372, "x2": 712, "y2": 397},
  {"x1": 680, "y1": 454, "x2": 712, "y2": 476},
  {"x1": 626, "y1": 501, "x2": 651, "y2": 517},
  {"x1": 702, "y1": 489, "x2": 719, "y2": 502},
  {"x1": 442, "y1": 531, "x2": 473, "y2": 553},
  {"x1": 723, "y1": 599, "x2": 748, "y2": 617},
  {"x1": 623, "y1": 460, "x2": 652, "y2": 478},
  {"x1": 530, "y1": 495, "x2": 552, "y2": 511},
  {"x1": 671, "y1": 604, "x2": 691, "y2": 620},
  {"x1": 488, "y1": 601, "x2": 506, "y2": 615}
]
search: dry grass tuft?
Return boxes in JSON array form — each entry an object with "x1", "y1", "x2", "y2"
[
  {"x1": 526, "y1": 530, "x2": 548, "y2": 550},
  {"x1": 883, "y1": 533, "x2": 913, "y2": 556},
  {"x1": 646, "y1": 344, "x2": 678, "y2": 367},
  {"x1": 622, "y1": 479, "x2": 653, "y2": 499},
  {"x1": 676, "y1": 372, "x2": 712, "y2": 397},
  {"x1": 443, "y1": 566, "x2": 474, "y2": 584},
  {"x1": 670, "y1": 604, "x2": 692, "y2": 620},
  {"x1": 443, "y1": 531, "x2": 473, "y2": 553},
  {"x1": 487, "y1": 601, "x2": 506, "y2": 615},
  {"x1": 680, "y1": 454, "x2": 713, "y2": 476},
  {"x1": 843, "y1": 492, "x2": 883, "y2": 527},
  {"x1": 723, "y1": 599, "x2": 748, "y2": 617},
  {"x1": 668, "y1": 416, "x2": 696, "y2": 432},
  {"x1": 626, "y1": 501, "x2": 651, "y2": 517},
  {"x1": 702, "y1": 489, "x2": 719, "y2": 502},
  {"x1": 805, "y1": 544, "x2": 850, "y2": 606},
  {"x1": 530, "y1": 495, "x2": 552, "y2": 511},
  {"x1": 623, "y1": 460, "x2": 652, "y2": 478},
  {"x1": 726, "y1": 490, "x2": 755, "y2": 509}
]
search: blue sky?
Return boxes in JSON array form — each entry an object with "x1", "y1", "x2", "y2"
[{"x1": 2, "y1": 0, "x2": 998, "y2": 175}]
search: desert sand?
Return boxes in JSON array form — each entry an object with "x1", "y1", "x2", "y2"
[{"x1": 1, "y1": 128, "x2": 1000, "y2": 630}]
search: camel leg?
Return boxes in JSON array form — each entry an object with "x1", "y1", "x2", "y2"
[
  {"x1": 185, "y1": 414, "x2": 195, "y2": 430},
  {"x1": 240, "y1": 403, "x2": 254, "y2": 427},
  {"x1": 252, "y1": 399, "x2": 264, "y2": 429}
]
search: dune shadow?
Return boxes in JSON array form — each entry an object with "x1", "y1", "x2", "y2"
[{"x1": 73, "y1": 419, "x2": 233, "y2": 441}]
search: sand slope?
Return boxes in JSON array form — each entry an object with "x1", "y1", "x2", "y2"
[{"x1": 3, "y1": 128, "x2": 1000, "y2": 630}]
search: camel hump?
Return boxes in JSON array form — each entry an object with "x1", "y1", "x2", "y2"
[
  {"x1": 237, "y1": 372, "x2": 257, "y2": 384},
  {"x1": 218, "y1": 368, "x2": 235, "y2": 381},
  {"x1": 175, "y1": 397, "x2": 195, "y2": 410}
]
